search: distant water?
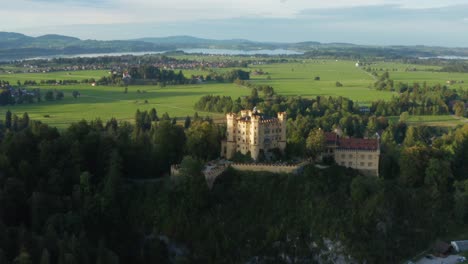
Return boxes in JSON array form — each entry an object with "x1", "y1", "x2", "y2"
[
  {"x1": 180, "y1": 48, "x2": 303, "y2": 55},
  {"x1": 24, "y1": 51, "x2": 166, "y2": 60},
  {"x1": 419, "y1": 56, "x2": 468, "y2": 60},
  {"x1": 21, "y1": 48, "x2": 303, "y2": 60}
]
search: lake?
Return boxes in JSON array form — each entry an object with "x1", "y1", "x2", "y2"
[
  {"x1": 22, "y1": 49, "x2": 303, "y2": 60},
  {"x1": 181, "y1": 48, "x2": 303, "y2": 55},
  {"x1": 419, "y1": 56, "x2": 468, "y2": 60}
]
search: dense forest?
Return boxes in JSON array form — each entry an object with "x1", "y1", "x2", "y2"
[{"x1": 0, "y1": 108, "x2": 467, "y2": 263}]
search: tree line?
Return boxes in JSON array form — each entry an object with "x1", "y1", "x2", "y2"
[{"x1": 0, "y1": 87, "x2": 65, "y2": 106}]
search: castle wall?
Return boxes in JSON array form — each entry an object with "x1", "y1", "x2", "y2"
[{"x1": 230, "y1": 162, "x2": 308, "y2": 174}]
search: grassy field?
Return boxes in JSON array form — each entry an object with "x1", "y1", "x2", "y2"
[
  {"x1": 369, "y1": 62, "x2": 468, "y2": 89},
  {"x1": 0, "y1": 70, "x2": 108, "y2": 83},
  {"x1": 0, "y1": 83, "x2": 249, "y2": 129},
  {"x1": 388, "y1": 115, "x2": 467, "y2": 127},
  {"x1": 1, "y1": 58, "x2": 468, "y2": 128},
  {"x1": 249, "y1": 60, "x2": 396, "y2": 103}
]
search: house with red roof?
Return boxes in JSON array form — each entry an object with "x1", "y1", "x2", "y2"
[{"x1": 323, "y1": 132, "x2": 380, "y2": 176}]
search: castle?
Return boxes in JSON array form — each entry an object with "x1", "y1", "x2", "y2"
[
  {"x1": 221, "y1": 110, "x2": 287, "y2": 160},
  {"x1": 220, "y1": 110, "x2": 380, "y2": 176}
]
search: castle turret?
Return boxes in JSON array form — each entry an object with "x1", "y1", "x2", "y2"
[
  {"x1": 249, "y1": 113, "x2": 261, "y2": 160},
  {"x1": 277, "y1": 112, "x2": 287, "y2": 151},
  {"x1": 226, "y1": 113, "x2": 237, "y2": 142},
  {"x1": 222, "y1": 113, "x2": 238, "y2": 159}
]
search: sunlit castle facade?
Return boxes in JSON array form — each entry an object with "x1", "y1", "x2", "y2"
[{"x1": 221, "y1": 109, "x2": 287, "y2": 160}]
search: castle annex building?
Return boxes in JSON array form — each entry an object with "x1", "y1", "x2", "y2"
[
  {"x1": 221, "y1": 110, "x2": 287, "y2": 160},
  {"x1": 324, "y1": 132, "x2": 380, "y2": 176}
]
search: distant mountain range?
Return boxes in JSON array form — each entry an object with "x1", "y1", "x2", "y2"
[
  {"x1": 1, "y1": 32, "x2": 468, "y2": 61},
  {"x1": 0, "y1": 32, "x2": 171, "y2": 61}
]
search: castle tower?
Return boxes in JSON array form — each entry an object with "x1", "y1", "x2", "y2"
[
  {"x1": 222, "y1": 113, "x2": 238, "y2": 159},
  {"x1": 249, "y1": 113, "x2": 261, "y2": 160},
  {"x1": 277, "y1": 112, "x2": 287, "y2": 152}
]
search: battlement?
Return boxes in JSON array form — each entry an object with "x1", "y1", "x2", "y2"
[
  {"x1": 259, "y1": 119, "x2": 281, "y2": 124},
  {"x1": 230, "y1": 161, "x2": 310, "y2": 174},
  {"x1": 277, "y1": 112, "x2": 287, "y2": 121}
]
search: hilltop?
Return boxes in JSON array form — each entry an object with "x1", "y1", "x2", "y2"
[{"x1": 2, "y1": 31, "x2": 468, "y2": 61}]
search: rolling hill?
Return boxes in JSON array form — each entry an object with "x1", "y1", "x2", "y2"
[{"x1": 2, "y1": 32, "x2": 468, "y2": 61}]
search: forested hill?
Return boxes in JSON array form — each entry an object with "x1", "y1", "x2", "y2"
[
  {"x1": 3, "y1": 31, "x2": 468, "y2": 61},
  {"x1": 0, "y1": 32, "x2": 172, "y2": 61},
  {"x1": 135, "y1": 35, "x2": 278, "y2": 50}
]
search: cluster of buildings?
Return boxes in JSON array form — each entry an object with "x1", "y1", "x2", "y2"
[{"x1": 220, "y1": 110, "x2": 380, "y2": 176}]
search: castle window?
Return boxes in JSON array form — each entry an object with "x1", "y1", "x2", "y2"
[
  {"x1": 360, "y1": 162, "x2": 364, "y2": 166},
  {"x1": 368, "y1": 155, "x2": 372, "y2": 159},
  {"x1": 348, "y1": 162, "x2": 353, "y2": 166},
  {"x1": 361, "y1": 154, "x2": 365, "y2": 159},
  {"x1": 368, "y1": 162, "x2": 373, "y2": 167},
  {"x1": 341, "y1": 154, "x2": 345, "y2": 159},
  {"x1": 348, "y1": 154, "x2": 353, "y2": 158}
]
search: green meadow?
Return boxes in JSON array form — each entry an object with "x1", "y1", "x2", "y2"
[
  {"x1": 369, "y1": 62, "x2": 468, "y2": 88},
  {"x1": 1, "y1": 59, "x2": 467, "y2": 128},
  {"x1": 249, "y1": 60, "x2": 396, "y2": 103},
  {"x1": 0, "y1": 70, "x2": 108, "y2": 83},
  {"x1": 0, "y1": 83, "x2": 248, "y2": 129},
  {"x1": 388, "y1": 115, "x2": 467, "y2": 127}
]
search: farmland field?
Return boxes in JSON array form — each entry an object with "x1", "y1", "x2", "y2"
[
  {"x1": 1, "y1": 58, "x2": 468, "y2": 128},
  {"x1": 249, "y1": 60, "x2": 396, "y2": 103},
  {"x1": 368, "y1": 62, "x2": 468, "y2": 88},
  {"x1": 0, "y1": 70, "x2": 108, "y2": 83},
  {"x1": 0, "y1": 83, "x2": 248, "y2": 129},
  {"x1": 388, "y1": 115, "x2": 467, "y2": 127}
]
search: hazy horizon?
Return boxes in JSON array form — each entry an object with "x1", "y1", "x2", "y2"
[{"x1": 2, "y1": 0, "x2": 468, "y2": 47}]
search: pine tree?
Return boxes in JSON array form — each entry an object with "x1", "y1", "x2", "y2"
[
  {"x1": 5, "y1": 110, "x2": 11, "y2": 129},
  {"x1": 40, "y1": 249, "x2": 50, "y2": 264},
  {"x1": 184, "y1": 116, "x2": 191, "y2": 129}
]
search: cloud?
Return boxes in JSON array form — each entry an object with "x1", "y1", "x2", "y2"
[
  {"x1": 1, "y1": 0, "x2": 468, "y2": 46},
  {"x1": 2, "y1": 0, "x2": 468, "y2": 28}
]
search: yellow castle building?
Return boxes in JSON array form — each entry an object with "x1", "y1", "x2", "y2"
[{"x1": 221, "y1": 110, "x2": 287, "y2": 160}]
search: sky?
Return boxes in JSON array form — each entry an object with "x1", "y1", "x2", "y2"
[{"x1": 1, "y1": 0, "x2": 468, "y2": 46}]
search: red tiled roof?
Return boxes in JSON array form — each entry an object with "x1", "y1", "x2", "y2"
[
  {"x1": 325, "y1": 132, "x2": 378, "y2": 151},
  {"x1": 338, "y1": 137, "x2": 378, "y2": 150}
]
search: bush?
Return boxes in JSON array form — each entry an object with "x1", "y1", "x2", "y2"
[
  {"x1": 44, "y1": 91, "x2": 54, "y2": 101},
  {"x1": 55, "y1": 91, "x2": 64, "y2": 100}
]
